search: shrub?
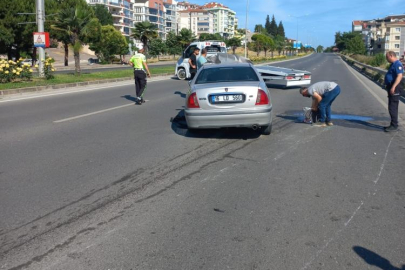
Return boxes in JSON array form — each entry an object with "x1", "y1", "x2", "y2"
[
  {"x1": 36, "y1": 57, "x2": 56, "y2": 80},
  {"x1": 0, "y1": 58, "x2": 34, "y2": 83},
  {"x1": 370, "y1": 53, "x2": 386, "y2": 67}
]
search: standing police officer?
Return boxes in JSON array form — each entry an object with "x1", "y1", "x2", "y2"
[
  {"x1": 384, "y1": 51, "x2": 404, "y2": 132},
  {"x1": 129, "y1": 45, "x2": 151, "y2": 105}
]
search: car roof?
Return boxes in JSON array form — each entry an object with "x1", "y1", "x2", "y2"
[{"x1": 201, "y1": 63, "x2": 253, "y2": 69}]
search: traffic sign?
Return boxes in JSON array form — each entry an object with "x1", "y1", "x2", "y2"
[{"x1": 33, "y1": 32, "x2": 50, "y2": 48}]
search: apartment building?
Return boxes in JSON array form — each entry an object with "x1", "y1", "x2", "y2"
[
  {"x1": 353, "y1": 15, "x2": 405, "y2": 57},
  {"x1": 87, "y1": 0, "x2": 134, "y2": 37},
  {"x1": 178, "y1": 8, "x2": 214, "y2": 37},
  {"x1": 201, "y1": 2, "x2": 236, "y2": 38}
]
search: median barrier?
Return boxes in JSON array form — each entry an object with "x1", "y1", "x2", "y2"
[{"x1": 340, "y1": 54, "x2": 405, "y2": 88}]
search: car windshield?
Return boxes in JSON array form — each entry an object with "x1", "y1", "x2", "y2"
[
  {"x1": 205, "y1": 45, "x2": 226, "y2": 53},
  {"x1": 195, "y1": 66, "x2": 259, "y2": 84}
]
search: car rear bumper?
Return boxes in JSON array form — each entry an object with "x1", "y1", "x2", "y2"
[{"x1": 185, "y1": 108, "x2": 272, "y2": 129}]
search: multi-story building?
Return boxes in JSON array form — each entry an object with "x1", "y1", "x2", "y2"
[
  {"x1": 178, "y1": 8, "x2": 214, "y2": 37},
  {"x1": 201, "y1": 2, "x2": 236, "y2": 38},
  {"x1": 352, "y1": 15, "x2": 405, "y2": 57},
  {"x1": 87, "y1": 0, "x2": 134, "y2": 37}
]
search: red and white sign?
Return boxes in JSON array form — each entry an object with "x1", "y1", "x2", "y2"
[{"x1": 33, "y1": 32, "x2": 50, "y2": 48}]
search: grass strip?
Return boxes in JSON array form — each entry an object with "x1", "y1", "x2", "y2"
[{"x1": 0, "y1": 66, "x2": 174, "y2": 91}]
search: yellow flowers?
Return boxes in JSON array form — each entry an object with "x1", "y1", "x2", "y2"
[
  {"x1": 0, "y1": 58, "x2": 35, "y2": 83},
  {"x1": 36, "y1": 57, "x2": 55, "y2": 80}
]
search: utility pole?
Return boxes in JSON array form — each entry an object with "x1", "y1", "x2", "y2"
[
  {"x1": 244, "y1": 0, "x2": 249, "y2": 58},
  {"x1": 36, "y1": 0, "x2": 45, "y2": 77}
]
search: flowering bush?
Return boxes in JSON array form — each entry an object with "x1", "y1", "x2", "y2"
[
  {"x1": 36, "y1": 57, "x2": 56, "y2": 80},
  {"x1": 0, "y1": 58, "x2": 34, "y2": 83}
]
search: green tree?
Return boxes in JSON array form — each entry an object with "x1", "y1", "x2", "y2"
[
  {"x1": 316, "y1": 45, "x2": 324, "y2": 53},
  {"x1": 52, "y1": 4, "x2": 101, "y2": 75},
  {"x1": 226, "y1": 37, "x2": 241, "y2": 54},
  {"x1": 177, "y1": 28, "x2": 195, "y2": 49},
  {"x1": 346, "y1": 35, "x2": 366, "y2": 54},
  {"x1": 149, "y1": 38, "x2": 167, "y2": 59},
  {"x1": 91, "y1": 4, "x2": 113, "y2": 26},
  {"x1": 131, "y1": 21, "x2": 158, "y2": 54},
  {"x1": 277, "y1": 21, "x2": 285, "y2": 38},
  {"x1": 90, "y1": 25, "x2": 127, "y2": 63},
  {"x1": 165, "y1": 31, "x2": 182, "y2": 58},
  {"x1": 251, "y1": 34, "x2": 273, "y2": 56},
  {"x1": 265, "y1": 15, "x2": 271, "y2": 35},
  {"x1": 199, "y1": 33, "x2": 223, "y2": 41},
  {"x1": 269, "y1": 15, "x2": 278, "y2": 37},
  {"x1": 254, "y1": 24, "x2": 264, "y2": 33},
  {"x1": 274, "y1": 35, "x2": 286, "y2": 55},
  {"x1": 0, "y1": 0, "x2": 36, "y2": 59}
]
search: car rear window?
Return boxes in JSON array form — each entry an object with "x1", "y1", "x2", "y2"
[{"x1": 195, "y1": 66, "x2": 259, "y2": 84}]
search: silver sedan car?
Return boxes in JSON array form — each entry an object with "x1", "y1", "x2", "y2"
[{"x1": 185, "y1": 63, "x2": 273, "y2": 135}]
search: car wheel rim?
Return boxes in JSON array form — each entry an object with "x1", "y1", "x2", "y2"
[{"x1": 178, "y1": 69, "x2": 186, "y2": 80}]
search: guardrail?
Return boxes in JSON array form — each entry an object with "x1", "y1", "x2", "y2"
[{"x1": 340, "y1": 54, "x2": 405, "y2": 87}]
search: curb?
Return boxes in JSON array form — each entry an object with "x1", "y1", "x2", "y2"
[{"x1": 0, "y1": 73, "x2": 173, "y2": 96}]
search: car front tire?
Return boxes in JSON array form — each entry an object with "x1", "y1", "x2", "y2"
[{"x1": 177, "y1": 68, "x2": 187, "y2": 80}]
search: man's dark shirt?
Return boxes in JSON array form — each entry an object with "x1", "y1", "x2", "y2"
[{"x1": 189, "y1": 54, "x2": 197, "y2": 73}]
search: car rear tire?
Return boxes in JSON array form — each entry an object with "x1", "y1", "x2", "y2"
[
  {"x1": 261, "y1": 124, "x2": 272, "y2": 135},
  {"x1": 177, "y1": 68, "x2": 187, "y2": 80}
]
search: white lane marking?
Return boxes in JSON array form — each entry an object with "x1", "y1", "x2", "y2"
[
  {"x1": 374, "y1": 136, "x2": 394, "y2": 184},
  {"x1": 0, "y1": 77, "x2": 171, "y2": 103},
  {"x1": 53, "y1": 103, "x2": 134, "y2": 123},
  {"x1": 300, "y1": 136, "x2": 395, "y2": 270}
]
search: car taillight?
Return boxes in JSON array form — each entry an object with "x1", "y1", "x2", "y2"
[
  {"x1": 303, "y1": 75, "x2": 311, "y2": 79},
  {"x1": 285, "y1": 76, "x2": 294, "y2": 80},
  {"x1": 187, "y1": 92, "x2": 200, "y2": 108},
  {"x1": 255, "y1": 89, "x2": 269, "y2": 105}
]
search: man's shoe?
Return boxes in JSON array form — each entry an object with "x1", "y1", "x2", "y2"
[
  {"x1": 312, "y1": 122, "x2": 326, "y2": 127},
  {"x1": 140, "y1": 97, "x2": 145, "y2": 103},
  {"x1": 384, "y1": 125, "x2": 398, "y2": 132},
  {"x1": 326, "y1": 122, "x2": 334, "y2": 126}
]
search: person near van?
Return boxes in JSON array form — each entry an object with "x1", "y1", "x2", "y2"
[
  {"x1": 129, "y1": 45, "x2": 151, "y2": 105},
  {"x1": 188, "y1": 47, "x2": 200, "y2": 80},
  {"x1": 197, "y1": 48, "x2": 208, "y2": 69},
  {"x1": 384, "y1": 51, "x2": 404, "y2": 132},
  {"x1": 300, "y1": 81, "x2": 341, "y2": 127}
]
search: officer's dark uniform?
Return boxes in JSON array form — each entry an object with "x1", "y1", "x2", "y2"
[{"x1": 384, "y1": 58, "x2": 404, "y2": 129}]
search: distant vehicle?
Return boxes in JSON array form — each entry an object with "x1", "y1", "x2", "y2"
[
  {"x1": 185, "y1": 62, "x2": 273, "y2": 135},
  {"x1": 256, "y1": 65, "x2": 311, "y2": 88},
  {"x1": 175, "y1": 40, "x2": 227, "y2": 80},
  {"x1": 21, "y1": 59, "x2": 33, "y2": 65}
]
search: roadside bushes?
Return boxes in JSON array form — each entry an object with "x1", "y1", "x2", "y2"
[
  {"x1": 350, "y1": 54, "x2": 387, "y2": 68},
  {"x1": 35, "y1": 57, "x2": 56, "y2": 80},
  {"x1": 0, "y1": 58, "x2": 34, "y2": 83}
]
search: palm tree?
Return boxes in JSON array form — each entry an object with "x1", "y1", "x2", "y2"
[
  {"x1": 177, "y1": 28, "x2": 196, "y2": 49},
  {"x1": 52, "y1": 6, "x2": 101, "y2": 75},
  {"x1": 131, "y1": 21, "x2": 158, "y2": 53}
]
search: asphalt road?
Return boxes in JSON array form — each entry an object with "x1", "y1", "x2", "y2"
[{"x1": 1, "y1": 53, "x2": 404, "y2": 270}]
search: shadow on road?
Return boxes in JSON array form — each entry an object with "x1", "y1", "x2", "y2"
[
  {"x1": 353, "y1": 246, "x2": 405, "y2": 270},
  {"x1": 174, "y1": 91, "x2": 187, "y2": 99},
  {"x1": 121, "y1": 95, "x2": 138, "y2": 103},
  {"x1": 170, "y1": 109, "x2": 261, "y2": 139},
  {"x1": 276, "y1": 110, "x2": 389, "y2": 132}
]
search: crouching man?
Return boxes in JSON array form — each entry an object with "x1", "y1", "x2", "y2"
[{"x1": 300, "y1": 81, "x2": 341, "y2": 127}]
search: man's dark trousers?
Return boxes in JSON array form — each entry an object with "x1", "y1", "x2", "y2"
[
  {"x1": 388, "y1": 94, "x2": 399, "y2": 128},
  {"x1": 134, "y1": 70, "x2": 147, "y2": 98}
]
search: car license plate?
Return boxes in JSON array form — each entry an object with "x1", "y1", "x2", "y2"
[{"x1": 211, "y1": 94, "x2": 244, "y2": 103}]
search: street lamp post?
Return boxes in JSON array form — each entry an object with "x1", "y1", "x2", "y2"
[
  {"x1": 244, "y1": 0, "x2": 249, "y2": 58},
  {"x1": 289, "y1": 14, "x2": 308, "y2": 55}
]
